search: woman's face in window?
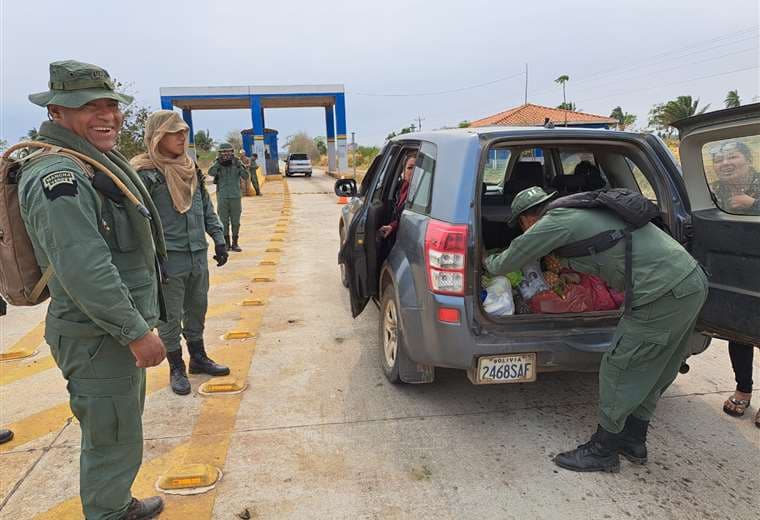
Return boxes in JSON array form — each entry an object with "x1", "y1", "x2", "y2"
[
  {"x1": 403, "y1": 157, "x2": 416, "y2": 182},
  {"x1": 714, "y1": 149, "x2": 752, "y2": 185}
]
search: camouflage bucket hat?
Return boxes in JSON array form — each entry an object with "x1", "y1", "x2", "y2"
[
  {"x1": 29, "y1": 60, "x2": 133, "y2": 108},
  {"x1": 508, "y1": 186, "x2": 557, "y2": 226}
]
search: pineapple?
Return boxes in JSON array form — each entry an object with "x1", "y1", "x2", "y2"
[{"x1": 543, "y1": 254, "x2": 562, "y2": 274}]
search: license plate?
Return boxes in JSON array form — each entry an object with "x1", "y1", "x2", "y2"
[{"x1": 471, "y1": 353, "x2": 537, "y2": 384}]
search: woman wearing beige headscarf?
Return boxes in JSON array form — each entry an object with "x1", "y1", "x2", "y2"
[{"x1": 132, "y1": 110, "x2": 230, "y2": 395}]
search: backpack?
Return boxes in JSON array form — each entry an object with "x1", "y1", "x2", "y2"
[
  {"x1": 541, "y1": 188, "x2": 660, "y2": 314},
  {"x1": 1, "y1": 141, "x2": 144, "y2": 306}
]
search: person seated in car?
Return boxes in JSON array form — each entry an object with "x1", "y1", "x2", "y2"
[{"x1": 378, "y1": 153, "x2": 416, "y2": 239}]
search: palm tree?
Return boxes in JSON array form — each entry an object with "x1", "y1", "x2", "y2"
[
  {"x1": 725, "y1": 90, "x2": 741, "y2": 108},
  {"x1": 555, "y1": 75, "x2": 570, "y2": 106},
  {"x1": 659, "y1": 96, "x2": 710, "y2": 126},
  {"x1": 610, "y1": 106, "x2": 637, "y2": 130}
]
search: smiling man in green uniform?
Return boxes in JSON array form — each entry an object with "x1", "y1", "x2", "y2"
[
  {"x1": 19, "y1": 61, "x2": 165, "y2": 519},
  {"x1": 132, "y1": 110, "x2": 230, "y2": 395},
  {"x1": 209, "y1": 143, "x2": 248, "y2": 251},
  {"x1": 484, "y1": 186, "x2": 708, "y2": 473}
]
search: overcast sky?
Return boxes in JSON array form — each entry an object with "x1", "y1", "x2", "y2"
[{"x1": 1, "y1": 0, "x2": 758, "y2": 148}]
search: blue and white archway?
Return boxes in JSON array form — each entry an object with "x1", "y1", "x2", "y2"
[{"x1": 159, "y1": 84, "x2": 348, "y2": 175}]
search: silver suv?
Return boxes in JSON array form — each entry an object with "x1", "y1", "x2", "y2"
[
  {"x1": 336, "y1": 105, "x2": 760, "y2": 385},
  {"x1": 285, "y1": 153, "x2": 312, "y2": 177}
]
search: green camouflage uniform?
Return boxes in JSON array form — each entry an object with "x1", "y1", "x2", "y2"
[
  {"x1": 138, "y1": 167, "x2": 224, "y2": 353},
  {"x1": 208, "y1": 157, "x2": 248, "y2": 239},
  {"x1": 249, "y1": 156, "x2": 262, "y2": 195},
  {"x1": 485, "y1": 206, "x2": 708, "y2": 433},
  {"x1": 19, "y1": 121, "x2": 165, "y2": 520}
]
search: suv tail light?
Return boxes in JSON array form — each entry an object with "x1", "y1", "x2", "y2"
[{"x1": 425, "y1": 220, "x2": 468, "y2": 296}]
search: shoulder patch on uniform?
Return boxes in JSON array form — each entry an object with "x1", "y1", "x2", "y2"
[{"x1": 40, "y1": 170, "x2": 78, "y2": 200}]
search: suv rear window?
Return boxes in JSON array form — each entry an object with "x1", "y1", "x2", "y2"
[
  {"x1": 701, "y1": 136, "x2": 760, "y2": 216},
  {"x1": 289, "y1": 154, "x2": 308, "y2": 160}
]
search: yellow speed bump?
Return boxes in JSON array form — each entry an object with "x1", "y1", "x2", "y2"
[
  {"x1": 242, "y1": 299, "x2": 264, "y2": 306},
  {"x1": 198, "y1": 376, "x2": 247, "y2": 395},
  {"x1": 253, "y1": 276, "x2": 273, "y2": 282},
  {"x1": 266, "y1": 247, "x2": 282, "y2": 253},
  {"x1": 157, "y1": 463, "x2": 221, "y2": 494},
  {"x1": 270, "y1": 237, "x2": 284, "y2": 242},
  {"x1": 0, "y1": 348, "x2": 38, "y2": 362},
  {"x1": 260, "y1": 260, "x2": 277, "y2": 266},
  {"x1": 223, "y1": 330, "x2": 253, "y2": 340}
]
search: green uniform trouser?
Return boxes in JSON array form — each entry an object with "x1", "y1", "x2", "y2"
[
  {"x1": 217, "y1": 197, "x2": 242, "y2": 237},
  {"x1": 48, "y1": 333, "x2": 145, "y2": 520},
  {"x1": 251, "y1": 169, "x2": 261, "y2": 195},
  {"x1": 159, "y1": 251, "x2": 209, "y2": 353},
  {"x1": 599, "y1": 267, "x2": 709, "y2": 433}
]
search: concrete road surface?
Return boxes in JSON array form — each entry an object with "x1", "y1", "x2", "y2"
[{"x1": 1, "y1": 170, "x2": 758, "y2": 519}]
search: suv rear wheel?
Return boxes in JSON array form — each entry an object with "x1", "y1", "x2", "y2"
[{"x1": 379, "y1": 288, "x2": 403, "y2": 383}]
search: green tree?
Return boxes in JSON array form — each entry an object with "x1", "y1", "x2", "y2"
[
  {"x1": 112, "y1": 79, "x2": 150, "y2": 159},
  {"x1": 313, "y1": 136, "x2": 327, "y2": 156},
  {"x1": 285, "y1": 131, "x2": 320, "y2": 160},
  {"x1": 224, "y1": 130, "x2": 243, "y2": 152},
  {"x1": 194, "y1": 129, "x2": 214, "y2": 152},
  {"x1": 0, "y1": 138, "x2": 7, "y2": 153},
  {"x1": 557, "y1": 102, "x2": 576, "y2": 111},
  {"x1": 725, "y1": 90, "x2": 741, "y2": 108},
  {"x1": 25, "y1": 128, "x2": 39, "y2": 141},
  {"x1": 648, "y1": 96, "x2": 709, "y2": 138},
  {"x1": 555, "y1": 75, "x2": 570, "y2": 106},
  {"x1": 610, "y1": 106, "x2": 637, "y2": 130},
  {"x1": 458, "y1": 120, "x2": 471, "y2": 128}
]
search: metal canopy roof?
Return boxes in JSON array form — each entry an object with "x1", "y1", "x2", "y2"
[{"x1": 160, "y1": 84, "x2": 344, "y2": 110}]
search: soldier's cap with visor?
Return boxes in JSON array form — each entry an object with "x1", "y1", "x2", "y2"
[
  {"x1": 29, "y1": 60, "x2": 133, "y2": 108},
  {"x1": 218, "y1": 143, "x2": 234, "y2": 152},
  {"x1": 508, "y1": 186, "x2": 558, "y2": 226}
]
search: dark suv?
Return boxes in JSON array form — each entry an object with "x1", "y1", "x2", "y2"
[{"x1": 336, "y1": 105, "x2": 760, "y2": 385}]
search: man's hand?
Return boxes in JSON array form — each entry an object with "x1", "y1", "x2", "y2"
[
  {"x1": 378, "y1": 225, "x2": 392, "y2": 238},
  {"x1": 128, "y1": 332, "x2": 166, "y2": 368},
  {"x1": 214, "y1": 243, "x2": 228, "y2": 267},
  {"x1": 729, "y1": 194, "x2": 756, "y2": 210}
]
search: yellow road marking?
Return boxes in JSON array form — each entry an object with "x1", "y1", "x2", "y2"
[{"x1": 0, "y1": 323, "x2": 49, "y2": 386}]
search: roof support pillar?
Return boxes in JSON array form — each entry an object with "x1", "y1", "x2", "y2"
[
  {"x1": 335, "y1": 93, "x2": 348, "y2": 172},
  {"x1": 325, "y1": 105, "x2": 336, "y2": 174},
  {"x1": 250, "y1": 95, "x2": 268, "y2": 174},
  {"x1": 181, "y1": 108, "x2": 196, "y2": 161}
]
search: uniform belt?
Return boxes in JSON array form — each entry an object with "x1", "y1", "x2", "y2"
[
  {"x1": 68, "y1": 375, "x2": 135, "y2": 396},
  {"x1": 46, "y1": 314, "x2": 106, "y2": 338}
]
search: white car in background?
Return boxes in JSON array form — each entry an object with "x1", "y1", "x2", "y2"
[{"x1": 285, "y1": 153, "x2": 313, "y2": 177}]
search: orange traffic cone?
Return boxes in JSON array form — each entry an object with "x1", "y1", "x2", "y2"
[{"x1": 337, "y1": 196, "x2": 348, "y2": 204}]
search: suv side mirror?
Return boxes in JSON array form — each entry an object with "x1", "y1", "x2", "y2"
[{"x1": 334, "y1": 178, "x2": 357, "y2": 198}]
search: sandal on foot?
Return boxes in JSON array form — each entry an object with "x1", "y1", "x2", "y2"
[{"x1": 723, "y1": 396, "x2": 751, "y2": 417}]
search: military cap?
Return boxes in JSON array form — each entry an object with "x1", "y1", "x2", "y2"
[
  {"x1": 29, "y1": 60, "x2": 133, "y2": 108},
  {"x1": 508, "y1": 186, "x2": 557, "y2": 226},
  {"x1": 218, "y1": 143, "x2": 234, "y2": 151}
]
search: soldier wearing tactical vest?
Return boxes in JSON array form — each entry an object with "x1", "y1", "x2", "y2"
[
  {"x1": 19, "y1": 61, "x2": 165, "y2": 519},
  {"x1": 208, "y1": 143, "x2": 248, "y2": 251},
  {"x1": 484, "y1": 186, "x2": 708, "y2": 474},
  {"x1": 131, "y1": 110, "x2": 230, "y2": 395}
]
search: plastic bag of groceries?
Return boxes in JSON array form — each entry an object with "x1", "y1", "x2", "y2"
[
  {"x1": 517, "y1": 261, "x2": 550, "y2": 300},
  {"x1": 483, "y1": 276, "x2": 514, "y2": 316}
]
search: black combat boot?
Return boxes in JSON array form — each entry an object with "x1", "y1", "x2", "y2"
[
  {"x1": 166, "y1": 349, "x2": 191, "y2": 395},
  {"x1": 230, "y1": 235, "x2": 242, "y2": 252},
  {"x1": 224, "y1": 234, "x2": 231, "y2": 250},
  {"x1": 617, "y1": 415, "x2": 649, "y2": 464},
  {"x1": 187, "y1": 339, "x2": 230, "y2": 376},
  {"x1": 121, "y1": 496, "x2": 164, "y2": 520},
  {"x1": 0, "y1": 429, "x2": 14, "y2": 444},
  {"x1": 554, "y1": 425, "x2": 621, "y2": 473}
]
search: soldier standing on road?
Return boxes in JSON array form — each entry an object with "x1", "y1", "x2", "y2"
[
  {"x1": 484, "y1": 187, "x2": 708, "y2": 473},
  {"x1": 19, "y1": 60, "x2": 166, "y2": 519},
  {"x1": 209, "y1": 143, "x2": 248, "y2": 251},
  {"x1": 131, "y1": 111, "x2": 230, "y2": 396},
  {"x1": 249, "y1": 152, "x2": 262, "y2": 196}
]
